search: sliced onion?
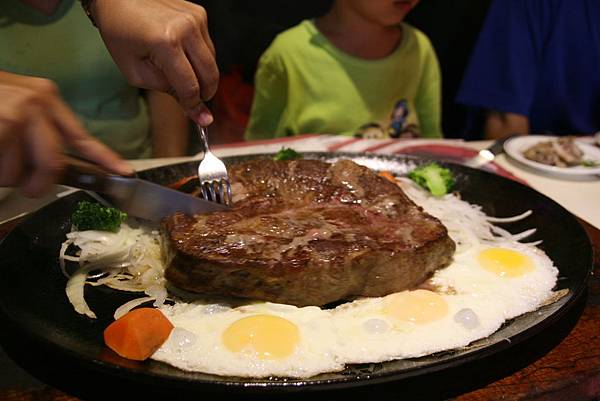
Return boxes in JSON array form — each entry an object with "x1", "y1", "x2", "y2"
[
  {"x1": 58, "y1": 238, "x2": 76, "y2": 278},
  {"x1": 114, "y1": 296, "x2": 155, "y2": 320},
  {"x1": 146, "y1": 285, "x2": 168, "y2": 307},
  {"x1": 487, "y1": 210, "x2": 532, "y2": 223},
  {"x1": 60, "y1": 222, "x2": 167, "y2": 318},
  {"x1": 66, "y1": 264, "x2": 101, "y2": 319}
]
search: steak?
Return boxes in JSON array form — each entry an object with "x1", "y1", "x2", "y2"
[{"x1": 162, "y1": 158, "x2": 455, "y2": 306}]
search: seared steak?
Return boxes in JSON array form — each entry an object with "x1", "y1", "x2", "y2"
[{"x1": 162, "y1": 159, "x2": 455, "y2": 306}]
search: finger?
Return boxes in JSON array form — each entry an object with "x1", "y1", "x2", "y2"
[
  {"x1": 187, "y1": 3, "x2": 216, "y2": 57},
  {"x1": 0, "y1": 132, "x2": 24, "y2": 187},
  {"x1": 155, "y1": 46, "x2": 204, "y2": 117},
  {"x1": 67, "y1": 135, "x2": 135, "y2": 176},
  {"x1": 21, "y1": 113, "x2": 64, "y2": 197},
  {"x1": 48, "y1": 96, "x2": 134, "y2": 176},
  {"x1": 183, "y1": 31, "x2": 219, "y2": 101},
  {"x1": 190, "y1": 102, "x2": 213, "y2": 126},
  {"x1": 196, "y1": 7, "x2": 216, "y2": 57}
]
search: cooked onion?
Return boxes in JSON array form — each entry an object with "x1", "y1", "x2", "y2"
[
  {"x1": 66, "y1": 264, "x2": 99, "y2": 319},
  {"x1": 59, "y1": 222, "x2": 164, "y2": 318},
  {"x1": 398, "y1": 177, "x2": 536, "y2": 254}
]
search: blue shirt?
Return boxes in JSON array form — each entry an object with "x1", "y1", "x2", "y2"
[{"x1": 456, "y1": 0, "x2": 600, "y2": 137}]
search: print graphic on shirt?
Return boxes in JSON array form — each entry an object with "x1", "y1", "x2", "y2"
[{"x1": 354, "y1": 99, "x2": 420, "y2": 139}]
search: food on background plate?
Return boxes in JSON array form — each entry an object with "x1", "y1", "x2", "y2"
[
  {"x1": 162, "y1": 159, "x2": 455, "y2": 306},
  {"x1": 58, "y1": 157, "x2": 559, "y2": 378},
  {"x1": 523, "y1": 136, "x2": 587, "y2": 167}
]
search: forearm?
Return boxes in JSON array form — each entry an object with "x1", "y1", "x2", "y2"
[
  {"x1": 147, "y1": 91, "x2": 189, "y2": 157},
  {"x1": 484, "y1": 111, "x2": 529, "y2": 139}
]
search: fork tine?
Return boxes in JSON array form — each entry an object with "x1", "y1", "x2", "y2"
[
  {"x1": 224, "y1": 179, "x2": 233, "y2": 206},
  {"x1": 211, "y1": 180, "x2": 221, "y2": 203},
  {"x1": 208, "y1": 181, "x2": 217, "y2": 202},
  {"x1": 202, "y1": 182, "x2": 211, "y2": 201},
  {"x1": 217, "y1": 180, "x2": 225, "y2": 204},
  {"x1": 200, "y1": 184, "x2": 209, "y2": 201}
]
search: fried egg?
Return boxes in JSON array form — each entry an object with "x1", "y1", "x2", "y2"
[
  {"x1": 330, "y1": 290, "x2": 504, "y2": 362},
  {"x1": 330, "y1": 241, "x2": 557, "y2": 363},
  {"x1": 432, "y1": 242, "x2": 558, "y2": 321},
  {"x1": 152, "y1": 301, "x2": 343, "y2": 378}
]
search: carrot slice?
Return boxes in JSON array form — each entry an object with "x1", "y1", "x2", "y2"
[
  {"x1": 378, "y1": 170, "x2": 398, "y2": 184},
  {"x1": 168, "y1": 175, "x2": 197, "y2": 190},
  {"x1": 103, "y1": 307, "x2": 174, "y2": 361}
]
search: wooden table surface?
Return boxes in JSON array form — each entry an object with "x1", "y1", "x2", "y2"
[{"x1": 0, "y1": 218, "x2": 598, "y2": 401}]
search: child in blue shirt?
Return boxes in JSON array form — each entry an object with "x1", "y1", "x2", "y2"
[{"x1": 457, "y1": 0, "x2": 600, "y2": 139}]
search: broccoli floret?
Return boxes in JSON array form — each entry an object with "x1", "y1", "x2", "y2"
[
  {"x1": 71, "y1": 201, "x2": 127, "y2": 232},
  {"x1": 273, "y1": 147, "x2": 302, "y2": 161},
  {"x1": 407, "y1": 162, "x2": 455, "y2": 197}
]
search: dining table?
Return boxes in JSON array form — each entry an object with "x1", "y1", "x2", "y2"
[{"x1": 0, "y1": 134, "x2": 598, "y2": 401}]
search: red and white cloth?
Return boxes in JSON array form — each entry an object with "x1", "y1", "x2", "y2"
[{"x1": 212, "y1": 134, "x2": 520, "y2": 181}]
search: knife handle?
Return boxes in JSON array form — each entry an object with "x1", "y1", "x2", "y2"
[
  {"x1": 488, "y1": 134, "x2": 521, "y2": 155},
  {"x1": 59, "y1": 155, "x2": 112, "y2": 193}
]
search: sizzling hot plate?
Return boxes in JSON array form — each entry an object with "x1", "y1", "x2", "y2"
[{"x1": 0, "y1": 153, "x2": 592, "y2": 399}]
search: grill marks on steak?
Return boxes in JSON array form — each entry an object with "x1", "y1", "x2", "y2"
[{"x1": 163, "y1": 159, "x2": 456, "y2": 306}]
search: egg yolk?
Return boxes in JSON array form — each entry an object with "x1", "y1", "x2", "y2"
[
  {"x1": 478, "y1": 247, "x2": 534, "y2": 277},
  {"x1": 222, "y1": 314, "x2": 300, "y2": 359},
  {"x1": 383, "y1": 289, "x2": 448, "y2": 324}
]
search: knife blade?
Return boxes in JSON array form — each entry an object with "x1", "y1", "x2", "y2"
[
  {"x1": 59, "y1": 156, "x2": 228, "y2": 221},
  {"x1": 463, "y1": 134, "x2": 520, "y2": 169}
]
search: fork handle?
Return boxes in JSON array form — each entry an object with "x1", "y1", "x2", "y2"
[
  {"x1": 197, "y1": 124, "x2": 209, "y2": 152},
  {"x1": 59, "y1": 154, "x2": 112, "y2": 193}
]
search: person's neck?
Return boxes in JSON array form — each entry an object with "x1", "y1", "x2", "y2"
[
  {"x1": 315, "y1": 5, "x2": 402, "y2": 60},
  {"x1": 19, "y1": 0, "x2": 62, "y2": 16}
]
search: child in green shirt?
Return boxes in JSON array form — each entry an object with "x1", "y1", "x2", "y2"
[{"x1": 245, "y1": 0, "x2": 442, "y2": 140}]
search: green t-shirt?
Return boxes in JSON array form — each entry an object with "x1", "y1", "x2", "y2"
[
  {"x1": 0, "y1": 0, "x2": 151, "y2": 158},
  {"x1": 245, "y1": 20, "x2": 442, "y2": 140}
]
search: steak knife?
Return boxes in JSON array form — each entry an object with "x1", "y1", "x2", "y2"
[{"x1": 60, "y1": 156, "x2": 228, "y2": 221}]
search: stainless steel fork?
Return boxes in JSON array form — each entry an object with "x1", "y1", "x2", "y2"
[{"x1": 197, "y1": 125, "x2": 232, "y2": 205}]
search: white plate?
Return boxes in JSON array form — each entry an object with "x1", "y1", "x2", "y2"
[{"x1": 504, "y1": 135, "x2": 600, "y2": 177}]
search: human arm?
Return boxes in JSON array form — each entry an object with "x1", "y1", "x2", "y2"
[
  {"x1": 0, "y1": 71, "x2": 131, "y2": 197},
  {"x1": 455, "y1": 0, "x2": 544, "y2": 137},
  {"x1": 146, "y1": 91, "x2": 189, "y2": 157},
  {"x1": 484, "y1": 111, "x2": 529, "y2": 139},
  {"x1": 86, "y1": 0, "x2": 219, "y2": 126},
  {"x1": 244, "y1": 51, "x2": 289, "y2": 140}
]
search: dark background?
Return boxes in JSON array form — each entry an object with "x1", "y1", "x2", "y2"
[{"x1": 194, "y1": 0, "x2": 492, "y2": 142}]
